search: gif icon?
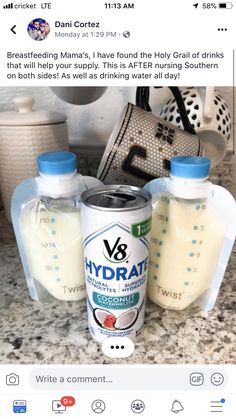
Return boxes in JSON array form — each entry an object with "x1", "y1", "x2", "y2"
[{"x1": 190, "y1": 372, "x2": 204, "y2": 386}]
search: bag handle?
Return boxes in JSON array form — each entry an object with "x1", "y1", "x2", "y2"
[{"x1": 136, "y1": 87, "x2": 196, "y2": 135}]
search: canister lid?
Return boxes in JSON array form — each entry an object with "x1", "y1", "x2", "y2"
[
  {"x1": 81, "y1": 185, "x2": 151, "y2": 211},
  {"x1": 0, "y1": 96, "x2": 66, "y2": 126},
  {"x1": 38, "y1": 151, "x2": 76, "y2": 175},
  {"x1": 171, "y1": 156, "x2": 211, "y2": 179}
]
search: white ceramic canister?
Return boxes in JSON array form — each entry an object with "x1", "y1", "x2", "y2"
[{"x1": 0, "y1": 96, "x2": 69, "y2": 222}]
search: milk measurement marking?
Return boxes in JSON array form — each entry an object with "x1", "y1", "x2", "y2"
[
  {"x1": 41, "y1": 242, "x2": 54, "y2": 248},
  {"x1": 40, "y1": 216, "x2": 60, "y2": 279},
  {"x1": 148, "y1": 196, "x2": 211, "y2": 308},
  {"x1": 40, "y1": 217, "x2": 50, "y2": 223}
]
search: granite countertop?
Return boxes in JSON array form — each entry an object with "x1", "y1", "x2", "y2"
[{"x1": 0, "y1": 159, "x2": 236, "y2": 364}]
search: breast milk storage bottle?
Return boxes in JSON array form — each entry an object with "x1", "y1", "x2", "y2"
[
  {"x1": 11, "y1": 151, "x2": 102, "y2": 301},
  {"x1": 144, "y1": 156, "x2": 236, "y2": 311}
]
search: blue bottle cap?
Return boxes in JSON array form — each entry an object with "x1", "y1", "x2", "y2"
[
  {"x1": 37, "y1": 151, "x2": 76, "y2": 175},
  {"x1": 171, "y1": 156, "x2": 211, "y2": 179}
]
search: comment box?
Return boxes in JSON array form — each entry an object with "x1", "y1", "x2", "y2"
[{"x1": 28, "y1": 365, "x2": 228, "y2": 392}]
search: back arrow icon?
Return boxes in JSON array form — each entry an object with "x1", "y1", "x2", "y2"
[{"x1": 11, "y1": 25, "x2": 16, "y2": 34}]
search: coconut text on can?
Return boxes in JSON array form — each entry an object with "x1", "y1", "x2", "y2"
[{"x1": 81, "y1": 185, "x2": 152, "y2": 343}]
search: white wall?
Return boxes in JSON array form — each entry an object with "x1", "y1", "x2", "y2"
[{"x1": 0, "y1": 86, "x2": 234, "y2": 148}]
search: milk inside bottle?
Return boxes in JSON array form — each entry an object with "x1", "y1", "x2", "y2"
[
  {"x1": 11, "y1": 151, "x2": 102, "y2": 301},
  {"x1": 144, "y1": 156, "x2": 236, "y2": 311}
]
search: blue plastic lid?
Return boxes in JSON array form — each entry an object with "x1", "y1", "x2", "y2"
[
  {"x1": 171, "y1": 156, "x2": 211, "y2": 179},
  {"x1": 37, "y1": 151, "x2": 76, "y2": 175}
]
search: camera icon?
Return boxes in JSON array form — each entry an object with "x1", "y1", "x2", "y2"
[{"x1": 6, "y1": 373, "x2": 20, "y2": 386}]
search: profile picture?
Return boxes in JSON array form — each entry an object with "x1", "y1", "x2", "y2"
[{"x1": 27, "y1": 18, "x2": 50, "y2": 41}]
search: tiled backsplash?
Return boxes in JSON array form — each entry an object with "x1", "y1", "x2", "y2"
[
  {"x1": 0, "y1": 87, "x2": 234, "y2": 151},
  {"x1": 72, "y1": 145, "x2": 104, "y2": 177},
  {"x1": 72, "y1": 144, "x2": 235, "y2": 194}
]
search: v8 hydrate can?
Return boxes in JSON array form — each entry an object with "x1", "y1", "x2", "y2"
[{"x1": 81, "y1": 185, "x2": 152, "y2": 343}]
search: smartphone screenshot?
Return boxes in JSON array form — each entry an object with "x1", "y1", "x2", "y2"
[{"x1": 0, "y1": 0, "x2": 235, "y2": 417}]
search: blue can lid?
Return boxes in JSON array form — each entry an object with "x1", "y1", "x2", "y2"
[
  {"x1": 171, "y1": 156, "x2": 211, "y2": 179},
  {"x1": 37, "y1": 151, "x2": 76, "y2": 175}
]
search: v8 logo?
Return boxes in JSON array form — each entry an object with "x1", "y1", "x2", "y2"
[{"x1": 103, "y1": 237, "x2": 130, "y2": 263}]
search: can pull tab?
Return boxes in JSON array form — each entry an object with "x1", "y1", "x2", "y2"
[
  {"x1": 102, "y1": 193, "x2": 136, "y2": 208},
  {"x1": 104, "y1": 193, "x2": 127, "y2": 202}
]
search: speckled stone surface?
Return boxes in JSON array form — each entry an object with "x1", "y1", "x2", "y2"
[{"x1": 0, "y1": 159, "x2": 236, "y2": 364}]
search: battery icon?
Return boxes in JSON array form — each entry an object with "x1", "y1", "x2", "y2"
[{"x1": 218, "y1": 2, "x2": 233, "y2": 7}]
